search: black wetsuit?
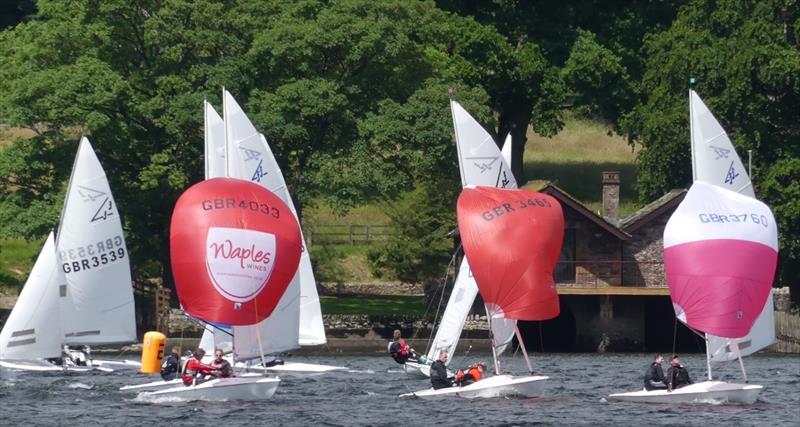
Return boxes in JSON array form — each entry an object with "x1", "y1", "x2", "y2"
[
  {"x1": 388, "y1": 341, "x2": 408, "y2": 364},
  {"x1": 643, "y1": 362, "x2": 667, "y2": 390},
  {"x1": 430, "y1": 360, "x2": 452, "y2": 390},
  {"x1": 667, "y1": 364, "x2": 692, "y2": 389},
  {"x1": 160, "y1": 352, "x2": 180, "y2": 381}
]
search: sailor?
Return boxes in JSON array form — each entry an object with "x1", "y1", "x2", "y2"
[
  {"x1": 160, "y1": 346, "x2": 182, "y2": 381},
  {"x1": 666, "y1": 355, "x2": 692, "y2": 390},
  {"x1": 456, "y1": 361, "x2": 486, "y2": 386},
  {"x1": 181, "y1": 348, "x2": 217, "y2": 386},
  {"x1": 387, "y1": 329, "x2": 419, "y2": 365},
  {"x1": 430, "y1": 351, "x2": 455, "y2": 390},
  {"x1": 643, "y1": 354, "x2": 667, "y2": 390},
  {"x1": 210, "y1": 348, "x2": 232, "y2": 378}
]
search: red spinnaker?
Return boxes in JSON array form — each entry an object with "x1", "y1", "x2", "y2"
[
  {"x1": 170, "y1": 178, "x2": 301, "y2": 325},
  {"x1": 457, "y1": 186, "x2": 564, "y2": 321}
]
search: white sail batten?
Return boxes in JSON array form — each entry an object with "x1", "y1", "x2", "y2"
[
  {"x1": 56, "y1": 138, "x2": 136, "y2": 345},
  {"x1": 0, "y1": 233, "x2": 62, "y2": 360},
  {"x1": 425, "y1": 258, "x2": 479, "y2": 364},
  {"x1": 204, "y1": 101, "x2": 226, "y2": 180},
  {"x1": 689, "y1": 90, "x2": 775, "y2": 360}
]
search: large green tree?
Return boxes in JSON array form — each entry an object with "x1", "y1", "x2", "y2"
[{"x1": 623, "y1": 0, "x2": 800, "y2": 293}]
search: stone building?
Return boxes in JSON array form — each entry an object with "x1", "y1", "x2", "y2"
[{"x1": 518, "y1": 172, "x2": 693, "y2": 352}]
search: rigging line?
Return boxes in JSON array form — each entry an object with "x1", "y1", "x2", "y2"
[
  {"x1": 539, "y1": 320, "x2": 544, "y2": 355},
  {"x1": 672, "y1": 317, "x2": 678, "y2": 356},
  {"x1": 424, "y1": 247, "x2": 461, "y2": 352}
]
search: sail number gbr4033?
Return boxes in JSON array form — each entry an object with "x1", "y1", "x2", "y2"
[{"x1": 60, "y1": 234, "x2": 125, "y2": 273}]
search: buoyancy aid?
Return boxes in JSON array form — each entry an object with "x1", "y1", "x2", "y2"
[{"x1": 182, "y1": 357, "x2": 215, "y2": 385}]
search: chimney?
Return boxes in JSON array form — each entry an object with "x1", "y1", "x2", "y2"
[{"x1": 602, "y1": 171, "x2": 620, "y2": 223}]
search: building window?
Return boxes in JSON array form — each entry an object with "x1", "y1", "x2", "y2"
[{"x1": 555, "y1": 228, "x2": 576, "y2": 283}]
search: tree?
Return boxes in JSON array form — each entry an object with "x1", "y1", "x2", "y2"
[{"x1": 623, "y1": 0, "x2": 800, "y2": 293}]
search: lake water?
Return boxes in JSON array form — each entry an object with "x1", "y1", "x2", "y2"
[{"x1": 0, "y1": 353, "x2": 798, "y2": 426}]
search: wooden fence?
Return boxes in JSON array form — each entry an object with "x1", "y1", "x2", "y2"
[
  {"x1": 303, "y1": 224, "x2": 394, "y2": 245},
  {"x1": 775, "y1": 311, "x2": 800, "y2": 345}
]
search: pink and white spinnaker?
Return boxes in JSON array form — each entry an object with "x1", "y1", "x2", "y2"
[{"x1": 664, "y1": 181, "x2": 778, "y2": 339}]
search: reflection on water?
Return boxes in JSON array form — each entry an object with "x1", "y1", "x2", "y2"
[{"x1": 0, "y1": 353, "x2": 798, "y2": 426}]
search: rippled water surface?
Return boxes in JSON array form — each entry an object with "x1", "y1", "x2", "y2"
[{"x1": 1, "y1": 353, "x2": 798, "y2": 426}]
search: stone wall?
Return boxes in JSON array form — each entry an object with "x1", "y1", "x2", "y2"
[
  {"x1": 622, "y1": 210, "x2": 671, "y2": 288},
  {"x1": 568, "y1": 210, "x2": 622, "y2": 287},
  {"x1": 317, "y1": 282, "x2": 424, "y2": 296}
]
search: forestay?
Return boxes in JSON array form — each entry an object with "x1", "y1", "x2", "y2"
[
  {"x1": 0, "y1": 233, "x2": 62, "y2": 360},
  {"x1": 56, "y1": 138, "x2": 136, "y2": 345}
]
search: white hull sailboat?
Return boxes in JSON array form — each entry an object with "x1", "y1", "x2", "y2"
[
  {"x1": 401, "y1": 374, "x2": 548, "y2": 399},
  {"x1": 404, "y1": 101, "x2": 518, "y2": 379},
  {"x1": 139, "y1": 374, "x2": 280, "y2": 401},
  {"x1": 0, "y1": 138, "x2": 136, "y2": 373},
  {"x1": 610, "y1": 90, "x2": 778, "y2": 405},
  {"x1": 609, "y1": 381, "x2": 763, "y2": 405}
]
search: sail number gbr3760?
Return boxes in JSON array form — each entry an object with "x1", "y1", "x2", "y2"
[{"x1": 60, "y1": 234, "x2": 125, "y2": 273}]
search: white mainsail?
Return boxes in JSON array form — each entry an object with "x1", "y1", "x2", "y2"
[
  {"x1": 689, "y1": 90, "x2": 775, "y2": 362},
  {"x1": 204, "y1": 100, "x2": 226, "y2": 180},
  {"x1": 0, "y1": 233, "x2": 62, "y2": 360},
  {"x1": 428, "y1": 100, "x2": 517, "y2": 364},
  {"x1": 56, "y1": 137, "x2": 136, "y2": 345},
  {"x1": 224, "y1": 91, "x2": 301, "y2": 358},
  {"x1": 500, "y1": 134, "x2": 512, "y2": 171}
]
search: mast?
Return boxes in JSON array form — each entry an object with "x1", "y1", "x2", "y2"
[
  {"x1": 704, "y1": 333, "x2": 713, "y2": 381},
  {"x1": 515, "y1": 324, "x2": 534, "y2": 374}
]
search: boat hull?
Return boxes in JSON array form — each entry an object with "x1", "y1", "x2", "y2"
[
  {"x1": 403, "y1": 361, "x2": 430, "y2": 378},
  {"x1": 0, "y1": 359, "x2": 111, "y2": 372},
  {"x1": 120, "y1": 378, "x2": 183, "y2": 392},
  {"x1": 608, "y1": 381, "x2": 763, "y2": 404},
  {"x1": 139, "y1": 375, "x2": 280, "y2": 401},
  {"x1": 238, "y1": 361, "x2": 345, "y2": 374},
  {"x1": 400, "y1": 375, "x2": 547, "y2": 399}
]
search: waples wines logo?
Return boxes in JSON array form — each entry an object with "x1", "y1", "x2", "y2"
[{"x1": 205, "y1": 227, "x2": 276, "y2": 304}]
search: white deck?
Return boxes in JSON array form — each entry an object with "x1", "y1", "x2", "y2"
[
  {"x1": 608, "y1": 380, "x2": 763, "y2": 404},
  {"x1": 400, "y1": 374, "x2": 548, "y2": 399}
]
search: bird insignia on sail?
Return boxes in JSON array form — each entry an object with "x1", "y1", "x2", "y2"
[
  {"x1": 500, "y1": 171, "x2": 511, "y2": 188},
  {"x1": 709, "y1": 145, "x2": 730, "y2": 160},
  {"x1": 240, "y1": 147, "x2": 261, "y2": 162},
  {"x1": 90, "y1": 197, "x2": 115, "y2": 222},
  {"x1": 77, "y1": 185, "x2": 106, "y2": 202},
  {"x1": 725, "y1": 161, "x2": 739, "y2": 185},
  {"x1": 471, "y1": 157, "x2": 498, "y2": 174},
  {"x1": 251, "y1": 159, "x2": 267, "y2": 183}
]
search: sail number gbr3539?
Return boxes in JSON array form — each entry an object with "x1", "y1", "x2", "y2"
[{"x1": 60, "y1": 234, "x2": 126, "y2": 273}]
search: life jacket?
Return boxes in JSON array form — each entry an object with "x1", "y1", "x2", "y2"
[
  {"x1": 397, "y1": 339, "x2": 409, "y2": 356},
  {"x1": 182, "y1": 357, "x2": 214, "y2": 385},
  {"x1": 467, "y1": 367, "x2": 482, "y2": 382}
]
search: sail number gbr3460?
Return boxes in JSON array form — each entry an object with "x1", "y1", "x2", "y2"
[{"x1": 60, "y1": 234, "x2": 125, "y2": 273}]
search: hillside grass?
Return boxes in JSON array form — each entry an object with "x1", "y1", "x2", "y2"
[
  {"x1": 525, "y1": 118, "x2": 640, "y2": 216},
  {"x1": 0, "y1": 238, "x2": 44, "y2": 294},
  {"x1": 320, "y1": 295, "x2": 426, "y2": 315}
]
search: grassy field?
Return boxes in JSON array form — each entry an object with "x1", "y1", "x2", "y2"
[
  {"x1": 319, "y1": 295, "x2": 426, "y2": 316},
  {"x1": 525, "y1": 117, "x2": 640, "y2": 216},
  {"x1": 0, "y1": 238, "x2": 45, "y2": 293}
]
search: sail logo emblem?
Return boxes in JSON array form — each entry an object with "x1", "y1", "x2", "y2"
[
  {"x1": 709, "y1": 145, "x2": 730, "y2": 160},
  {"x1": 205, "y1": 227, "x2": 276, "y2": 303},
  {"x1": 240, "y1": 147, "x2": 261, "y2": 162},
  {"x1": 471, "y1": 157, "x2": 498, "y2": 174},
  {"x1": 724, "y1": 161, "x2": 739, "y2": 185},
  {"x1": 500, "y1": 171, "x2": 511, "y2": 188},
  {"x1": 78, "y1": 186, "x2": 114, "y2": 222},
  {"x1": 251, "y1": 159, "x2": 267, "y2": 182}
]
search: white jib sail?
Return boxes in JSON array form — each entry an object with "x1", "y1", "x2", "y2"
[
  {"x1": 425, "y1": 257, "x2": 479, "y2": 364},
  {"x1": 689, "y1": 90, "x2": 775, "y2": 358},
  {"x1": 0, "y1": 233, "x2": 62, "y2": 360},
  {"x1": 223, "y1": 91, "x2": 301, "y2": 357},
  {"x1": 204, "y1": 101, "x2": 226, "y2": 180},
  {"x1": 445, "y1": 100, "x2": 518, "y2": 358},
  {"x1": 56, "y1": 137, "x2": 136, "y2": 345},
  {"x1": 500, "y1": 133, "x2": 512, "y2": 171}
]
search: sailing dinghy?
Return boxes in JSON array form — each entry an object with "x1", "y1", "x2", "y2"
[
  {"x1": 138, "y1": 177, "x2": 302, "y2": 400},
  {"x1": 404, "y1": 101, "x2": 517, "y2": 378},
  {"x1": 402, "y1": 186, "x2": 564, "y2": 399},
  {"x1": 610, "y1": 90, "x2": 778, "y2": 404},
  {"x1": 0, "y1": 138, "x2": 136, "y2": 372}
]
